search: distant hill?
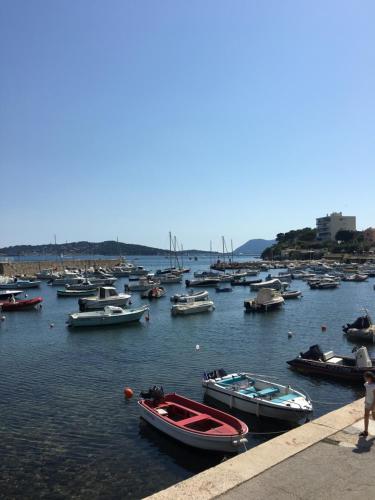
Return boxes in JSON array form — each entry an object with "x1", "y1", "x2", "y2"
[
  {"x1": 0, "y1": 240, "x2": 169, "y2": 257},
  {"x1": 235, "y1": 239, "x2": 276, "y2": 255}
]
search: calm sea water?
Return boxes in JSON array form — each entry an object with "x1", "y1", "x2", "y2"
[{"x1": 0, "y1": 256, "x2": 373, "y2": 498}]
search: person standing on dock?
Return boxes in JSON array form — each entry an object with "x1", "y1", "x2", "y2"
[{"x1": 360, "y1": 371, "x2": 375, "y2": 437}]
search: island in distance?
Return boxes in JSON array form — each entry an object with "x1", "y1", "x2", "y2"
[{"x1": 235, "y1": 239, "x2": 275, "y2": 255}]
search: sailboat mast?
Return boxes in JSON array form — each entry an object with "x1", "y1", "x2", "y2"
[
  {"x1": 169, "y1": 231, "x2": 172, "y2": 269},
  {"x1": 174, "y1": 236, "x2": 181, "y2": 269}
]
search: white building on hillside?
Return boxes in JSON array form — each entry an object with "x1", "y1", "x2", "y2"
[{"x1": 316, "y1": 212, "x2": 356, "y2": 241}]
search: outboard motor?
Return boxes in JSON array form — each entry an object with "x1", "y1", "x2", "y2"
[
  {"x1": 301, "y1": 345, "x2": 324, "y2": 361},
  {"x1": 355, "y1": 347, "x2": 372, "y2": 368},
  {"x1": 140, "y1": 386, "x2": 165, "y2": 403}
]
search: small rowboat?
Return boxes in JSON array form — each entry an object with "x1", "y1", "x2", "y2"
[
  {"x1": 138, "y1": 388, "x2": 248, "y2": 452},
  {"x1": 141, "y1": 287, "x2": 166, "y2": 299},
  {"x1": 0, "y1": 297, "x2": 43, "y2": 311}
]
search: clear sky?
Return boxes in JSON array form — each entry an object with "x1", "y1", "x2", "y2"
[{"x1": 1, "y1": 0, "x2": 374, "y2": 251}]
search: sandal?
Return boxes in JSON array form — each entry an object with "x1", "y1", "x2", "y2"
[{"x1": 359, "y1": 431, "x2": 368, "y2": 437}]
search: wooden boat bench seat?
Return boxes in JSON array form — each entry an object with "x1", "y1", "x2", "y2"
[{"x1": 178, "y1": 414, "x2": 211, "y2": 426}]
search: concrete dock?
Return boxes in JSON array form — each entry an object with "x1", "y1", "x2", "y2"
[{"x1": 147, "y1": 398, "x2": 375, "y2": 499}]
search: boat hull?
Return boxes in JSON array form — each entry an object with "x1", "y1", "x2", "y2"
[
  {"x1": 287, "y1": 359, "x2": 375, "y2": 382},
  {"x1": 68, "y1": 307, "x2": 147, "y2": 327},
  {"x1": 0, "y1": 281, "x2": 41, "y2": 289},
  {"x1": 0, "y1": 297, "x2": 43, "y2": 311},
  {"x1": 138, "y1": 394, "x2": 247, "y2": 452},
  {"x1": 171, "y1": 302, "x2": 215, "y2": 316}
]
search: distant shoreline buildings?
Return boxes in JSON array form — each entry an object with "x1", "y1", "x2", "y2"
[{"x1": 316, "y1": 212, "x2": 356, "y2": 241}]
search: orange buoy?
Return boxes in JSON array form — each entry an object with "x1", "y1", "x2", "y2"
[
  {"x1": 321, "y1": 325, "x2": 327, "y2": 332},
  {"x1": 124, "y1": 387, "x2": 134, "y2": 399}
]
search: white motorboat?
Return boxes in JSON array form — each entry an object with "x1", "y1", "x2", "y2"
[
  {"x1": 202, "y1": 370, "x2": 313, "y2": 423},
  {"x1": 87, "y1": 277, "x2": 117, "y2": 286},
  {"x1": 0, "y1": 290, "x2": 24, "y2": 300},
  {"x1": 128, "y1": 266, "x2": 150, "y2": 276},
  {"x1": 78, "y1": 287, "x2": 131, "y2": 311},
  {"x1": 36, "y1": 268, "x2": 59, "y2": 280},
  {"x1": 48, "y1": 270, "x2": 84, "y2": 286},
  {"x1": 170, "y1": 290, "x2": 209, "y2": 303},
  {"x1": 171, "y1": 299, "x2": 215, "y2": 316},
  {"x1": 67, "y1": 305, "x2": 148, "y2": 327},
  {"x1": 309, "y1": 278, "x2": 339, "y2": 289},
  {"x1": 244, "y1": 288, "x2": 284, "y2": 312},
  {"x1": 250, "y1": 278, "x2": 284, "y2": 291},
  {"x1": 66, "y1": 280, "x2": 98, "y2": 291},
  {"x1": 157, "y1": 274, "x2": 182, "y2": 284},
  {"x1": 125, "y1": 277, "x2": 160, "y2": 292}
]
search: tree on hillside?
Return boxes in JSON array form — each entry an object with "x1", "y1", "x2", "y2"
[{"x1": 335, "y1": 230, "x2": 363, "y2": 242}]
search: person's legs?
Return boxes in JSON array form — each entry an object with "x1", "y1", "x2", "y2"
[{"x1": 364, "y1": 408, "x2": 370, "y2": 434}]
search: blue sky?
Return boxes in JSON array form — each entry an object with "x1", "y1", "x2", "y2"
[{"x1": 1, "y1": 0, "x2": 374, "y2": 251}]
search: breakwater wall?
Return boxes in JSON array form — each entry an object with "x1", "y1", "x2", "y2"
[{"x1": 0, "y1": 258, "x2": 121, "y2": 277}]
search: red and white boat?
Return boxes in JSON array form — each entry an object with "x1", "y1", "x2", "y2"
[
  {"x1": 138, "y1": 387, "x2": 248, "y2": 452},
  {"x1": 0, "y1": 297, "x2": 43, "y2": 311}
]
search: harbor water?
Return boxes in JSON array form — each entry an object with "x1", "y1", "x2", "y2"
[{"x1": 0, "y1": 256, "x2": 373, "y2": 498}]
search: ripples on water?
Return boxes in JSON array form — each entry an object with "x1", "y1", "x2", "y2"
[{"x1": 0, "y1": 256, "x2": 373, "y2": 498}]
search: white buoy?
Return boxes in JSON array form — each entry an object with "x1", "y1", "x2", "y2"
[
  {"x1": 196, "y1": 344, "x2": 200, "y2": 350},
  {"x1": 49, "y1": 323, "x2": 54, "y2": 328},
  {"x1": 1, "y1": 315, "x2": 5, "y2": 321},
  {"x1": 288, "y1": 330, "x2": 293, "y2": 338}
]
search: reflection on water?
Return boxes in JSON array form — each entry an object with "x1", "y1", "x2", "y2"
[{"x1": 0, "y1": 255, "x2": 372, "y2": 498}]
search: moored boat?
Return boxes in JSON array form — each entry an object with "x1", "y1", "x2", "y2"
[
  {"x1": 67, "y1": 305, "x2": 148, "y2": 327},
  {"x1": 244, "y1": 288, "x2": 284, "y2": 312},
  {"x1": 138, "y1": 387, "x2": 248, "y2": 452},
  {"x1": 57, "y1": 288, "x2": 97, "y2": 297},
  {"x1": 170, "y1": 290, "x2": 209, "y2": 303},
  {"x1": 0, "y1": 279, "x2": 41, "y2": 289},
  {"x1": 202, "y1": 370, "x2": 313, "y2": 423},
  {"x1": 287, "y1": 344, "x2": 375, "y2": 382},
  {"x1": 141, "y1": 287, "x2": 166, "y2": 299},
  {"x1": 0, "y1": 290, "x2": 24, "y2": 300},
  {"x1": 342, "y1": 274, "x2": 368, "y2": 282},
  {"x1": 78, "y1": 287, "x2": 131, "y2": 311},
  {"x1": 281, "y1": 290, "x2": 302, "y2": 299},
  {"x1": 250, "y1": 278, "x2": 284, "y2": 291},
  {"x1": 171, "y1": 300, "x2": 215, "y2": 316},
  {"x1": 343, "y1": 310, "x2": 375, "y2": 343},
  {"x1": 125, "y1": 277, "x2": 160, "y2": 292},
  {"x1": 0, "y1": 296, "x2": 43, "y2": 311},
  {"x1": 185, "y1": 278, "x2": 221, "y2": 287}
]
